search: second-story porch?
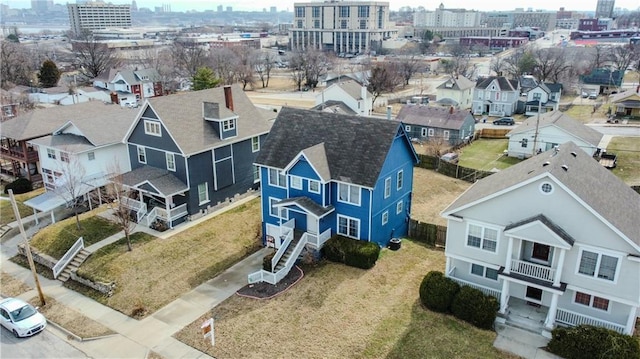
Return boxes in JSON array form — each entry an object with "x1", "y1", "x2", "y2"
[{"x1": 0, "y1": 137, "x2": 41, "y2": 184}]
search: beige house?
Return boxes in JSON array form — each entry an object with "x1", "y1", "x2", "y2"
[{"x1": 436, "y1": 75, "x2": 475, "y2": 110}]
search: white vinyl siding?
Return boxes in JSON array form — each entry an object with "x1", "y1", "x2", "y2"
[{"x1": 466, "y1": 223, "x2": 498, "y2": 252}]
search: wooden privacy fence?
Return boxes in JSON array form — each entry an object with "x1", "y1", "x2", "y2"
[
  {"x1": 416, "y1": 153, "x2": 494, "y2": 183},
  {"x1": 407, "y1": 219, "x2": 447, "y2": 248},
  {"x1": 476, "y1": 128, "x2": 510, "y2": 139}
]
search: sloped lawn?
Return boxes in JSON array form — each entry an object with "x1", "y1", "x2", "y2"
[
  {"x1": 175, "y1": 240, "x2": 516, "y2": 359},
  {"x1": 0, "y1": 187, "x2": 45, "y2": 226},
  {"x1": 609, "y1": 137, "x2": 640, "y2": 186}
]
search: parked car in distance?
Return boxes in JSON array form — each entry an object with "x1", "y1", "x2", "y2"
[
  {"x1": 440, "y1": 152, "x2": 459, "y2": 164},
  {"x1": 0, "y1": 297, "x2": 47, "y2": 338},
  {"x1": 493, "y1": 117, "x2": 515, "y2": 126}
]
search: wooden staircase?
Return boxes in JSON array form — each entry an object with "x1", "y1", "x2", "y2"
[
  {"x1": 57, "y1": 249, "x2": 91, "y2": 282},
  {"x1": 273, "y1": 232, "x2": 303, "y2": 272}
]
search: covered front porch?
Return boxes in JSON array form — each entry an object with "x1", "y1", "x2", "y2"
[{"x1": 120, "y1": 166, "x2": 189, "y2": 229}]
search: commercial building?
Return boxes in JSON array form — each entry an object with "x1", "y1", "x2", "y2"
[
  {"x1": 290, "y1": 0, "x2": 397, "y2": 55},
  {"x1": 482, "y1": 9, "x2": 557, "y2": 31},
  {"x1": 413, "y1": 3, "x2": 481, "y2": 28},
  {"x1": 595, "y1": 0, "x2": 615, "y2": 18},
  {"x1": 67, "y1": 1, "x2": 131, "y2": 36}
]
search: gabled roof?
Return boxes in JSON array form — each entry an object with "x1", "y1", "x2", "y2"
[
  {"x1": 506, "y1": 111, "x2": 603, "y2": 147},
  {"x1": 121, "y1": 165, "x2": 188, "y2": 197},
  {"x1": 138, "y1": 85, "x2": 273, "y2": 155},
  {"x1": 544, "y1": 83, "x2": 563, "y2": 93},
  {"x1": 310, "y1": 100, "x2": 358, "y2": 115},
  {"x1": 395, "y1": 105, "x2": 472, "y2": 130},
  {"x1": 504, "y1": 214, "x2": 575, "y2": 246},
  {"x1": 518, "y1": 75, "x2": 538, "y2": 90},
  {"x1": 2, "y1": 101, "x2": 138, "y2": 141},
  {"x1": 436, "y1": 75, "x2": 475, "y2": 91},
  {"x1": 275, "y1": 197, "x2": 335, "y2": 218},
  {"x1": 110, "y1": 68, "x2": 160, "y2": 85},
  {"x1": 475, "y1": 76, "x2": 519, "y2": 92},
  {"x1": 332, "y1": 80, "x2": 372, "y2": 100},
  {"x1": 300, "y1": 142, "x2": 331, "y2": 182},
  {"x1": 610, "y1": 90, "x2": 640, "y2": 103},
  {"x1": 442, "y1": 141, "x2": 640, "y2": 247},
  {"x1": 255, "y1": 107, "x2": 416, "y2": 188}
]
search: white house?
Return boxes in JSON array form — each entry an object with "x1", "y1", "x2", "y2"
[
  {"x1": 436, "y1": 75, "x2": 475, "y2": 110},
  {"x1": 472, "y1": 76, "x2": 520, "y2": 116},
  {"x1": 93, "y1": 68, "x2": 163, "y2": 107},
  {"x1": 24, "y1": 102, "x2": 138, "y2": 223},
  {"x1": 506, "y1": 111, "x2": 603, "y2": 158},
  {"x1": 314, "y1": 80, "x2": 374, "y2": 116},
  {"x1": 441, "y1": 141, "x2": 639, "y2": 337},
  {"x1": 524, "y1": 83, "x2": 563, "y2": 116}
]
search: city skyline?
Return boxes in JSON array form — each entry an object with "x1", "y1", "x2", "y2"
[{"x1": 5, "y1": 0, "x2": 640, "y2": 12}]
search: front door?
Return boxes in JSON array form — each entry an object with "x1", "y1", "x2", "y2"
[
  {"x1": 307, "y1": 215, "x2": 318, "y2": 235},
  {"x1": 532, "y1": 243, "x2": 551, "y2": 263}
]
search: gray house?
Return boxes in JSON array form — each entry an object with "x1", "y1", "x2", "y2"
[
  {"x1": 395, "y1": 105, "x2": 476, "y2": 146},
  {"x1": 442, "y1": 141, "x2": 640, "y2": 337},
  {"x1": 121, "y1": 85, "x2": 274, "y2": 227},
  {"x1": 472, "y1": 76, "x2": 520, "y2": 116}
]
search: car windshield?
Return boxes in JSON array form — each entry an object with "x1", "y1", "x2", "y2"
[{"x1": 10, "y1": 305, "x2": 37, "y2": 322}]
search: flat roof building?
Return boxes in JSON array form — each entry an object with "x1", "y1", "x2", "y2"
[{"x1": 67, "y1": 1, "x2": 131, "y2": 36}]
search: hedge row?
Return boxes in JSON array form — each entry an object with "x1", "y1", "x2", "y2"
[
  {"x1": 547, "y1": 325, "x2": 640, "y2": 359},
  {"x1": 3, "y1": 178, "x2": 32, "y2": 195},
  {"x1": 321, "y1": 235, "x2": 381, "y2": 269}
]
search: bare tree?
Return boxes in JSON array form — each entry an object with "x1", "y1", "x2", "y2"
[
  {"x1": 490, "y1": 55, "x2": 506, "y2": 76},
  {"x1": 502, "y1": 49, "x2": 536, "y2": 78},
  {"x1": 73, "y1": 30, "x2": 122, "y2": 79},
  {"x1": 254, "y1": 50, "x2": 277, "y2": 88},
  {"x1": 532, "y1": 48, "x2": 572, "y2": 83},
  {"x1": 394, "y1": 48, "x2": 422, "y2": 87},
  {"x1": 302, "y1": 48, "x2": 328, "y2": 89},
  {"x1": 53, "y1": 152, "x2": 87, "y2": 230},
  {"x1": 288, "y1": 50, "x2": 306, "y2": 91},
  {"x1": 1, "y1": 41, "x2": 32, "y2": 88},
  {"x1": 171, "y1": 41, "x2": 208, "y2": 79},
  {"x1": 209, "y1": 47, "x2": 238, "y2": 85},
  {"x1": 233, "y1": 47, "x2": 257, "y2": 90},
  {"x1": 106, "y1": 164, "x2": 136, "y2": 252},
  {"x1": 608, "y1": 45, "x2": 637, "y2": 72},
  {"x1": 367, "y1": 62, "x2": 401, "y2": 107},
  {"x1": 130, "y1": 46, "x2": 175, "y2": 92},
  {"x1": 589, "y1": 45, "x2": 609, "y2": 69}
]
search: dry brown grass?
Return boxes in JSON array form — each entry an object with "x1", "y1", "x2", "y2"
[
  {"x1": 0, "y1": 271, "x2": 31, "y2": 297},
  {"x1": 28, "y1": 296, "x2": 115, "y2": 338},
  {"x1": 175, "y1": 241, "x2": 512, "y2": 359},
  {"x1": 411, "y1": 167, "x2": 471, "y2": 226}
]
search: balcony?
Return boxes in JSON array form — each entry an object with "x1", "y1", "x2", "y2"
[
  {"x1": 509, "y1": 259, "x2": 555, "y2": 282},
  {"x1": 0, "y1": 147, "x2": 39, "y2": 162}
]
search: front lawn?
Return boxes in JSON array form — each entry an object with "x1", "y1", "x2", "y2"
[
  {"x1": 30, "y1": 210, "x2": 121, "y2": 259},
  {"x1": 458, "y1": 139, "x2": 521, "y2": 171},
  {"x1": 562, "y1": 104, "x2": 606, "y2": 123},
  {"x1": 610, "y1": 137, "x2": 640, "y2": 185},
  {"x1": 411, "y1": 167, "x2": 470, "y2": 226},
  {"x1": 74, "y1": 198, "x2": 263, "y2": 318},
  {"x1": 175, "y1": 240, "x2": 516, "y2": 359},
  {"x1": 0, "y1": 187, "x2": 45, "y2": 226}
]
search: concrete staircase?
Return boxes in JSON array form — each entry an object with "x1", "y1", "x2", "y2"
[{"x1": 57, "y1": 249, "x2": 91, "y2": 282}]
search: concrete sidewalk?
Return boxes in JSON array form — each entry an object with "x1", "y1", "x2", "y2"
[{"x1": 1, "y1": 194, "x2": 266, "y2": 358}]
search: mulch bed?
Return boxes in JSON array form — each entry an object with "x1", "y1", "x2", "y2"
[{"x1": 236, "y1": 266, "x2": 304, "y2": 300}]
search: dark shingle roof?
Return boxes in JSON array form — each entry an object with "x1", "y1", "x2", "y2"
[
  {"x1": 310, "y1": 100, "x2": 358, "y2": 115},
  {"x1": 443, "y1": 141, "x2": 640, "y2": 247},
  {"x1": 436, "y1": 75, "x2": 475, "y2": 91},
  {"x1": 276, "y1": 197, "x2": 334, "y2": 217},
  {"x1": 255, "y1": 107, "x2": 413, "y2": 188},
  {"x1": 544, "y1": 83, "x2": 563, "y2": 93},
  {"x1": 395, "y1": 105, "x2": 472, "y2": 130},
  {"x1": 121, "y1": 165, "x2": 188, "y2": 196},
  {"x1": 475, "y1": 76, "x2": 518, "y2": 92},
  {"x1": 505, "y1": 214, "x2": 575, "y2": 245}
]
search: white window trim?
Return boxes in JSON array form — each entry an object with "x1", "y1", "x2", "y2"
[
  {"x1": 144, "y1": 120, "x2": 161, "y2": 137},
  {"x1": 198, "y1": 182, "x2": 209, "y2": 205},
  {"x1": 268, "y1": 168, "x2": 286, "y2": 188},
  {"x1": 421, "y1": 128, "x2": 427, "y2": 137},
  {"x1": 251, "y1": 136, "x2": 260, "y2": 152},
  {"x1": 222, "y1": 118, "x2": 236, "y2": 131},
  {"x1": 253, "y1": 165, "x2": 260, "y2": 184},
  {"x1": 540, "y1": 182, "x2": 554, "y2": 195},
  {"x1": 382, "y1": 210, "x2": 388, "y2": 225},
  {"x1": 384, "y1": 177, "x2": 391, "y2": 199},
  {"x1": 405, "y1": 125, "x2": 411, "y2": 132},
  {"x1": 573, "y1": 291, "x2": 611, "y2": 313},
  {"x1": 290, "y1": 175, "x2": 302, "y2": 190},
  {"x1": 443, "y1": 130, "x2": 450, "y2": 140},
  {"x1": 337, "y1": 214, "x2": 360, "y2": 239},
  {"x1": 575, "y1": 246, "x2": 622, "y2": 284},
  {"x1": 308, "y1": 180, "x2": 321, "y2": 194},
  {"x1": 87, "y1": 152, "x2": 95, "y2": 161},
  {"x1": 166, "y1": 152, "x2": 176, "y2": 172},
  {"x1": 137, "y1": 146, "x2": 146, "y2": 164},
  {"x1": 60, "y1": 152, "x2": 70, "y2": 163},
  {"x1": 269, "y1": 197, "x2": 288, "y2": 220},
  {"x1": 47, "y1": 148, "x2": 56, "y2": 159},
  {"x1": 337, "y1": 182, "x2": 361, "y2": 206},
  {"x1": 465, "y1": 222, "x2": 500, "y2": 253},
  {"x1": 396, "y1": 200, "x2": 403, "y2": 215},
  {"x1": 397, "y1": 170, "x2": 403, "y2": 190},
  {"x1": 428, "y1": 128, "x2": 434, "y2": 137}
]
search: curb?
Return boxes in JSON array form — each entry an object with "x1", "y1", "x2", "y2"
[{"x1": 47, "y1": 319, "x2": 117, "y2": 342}]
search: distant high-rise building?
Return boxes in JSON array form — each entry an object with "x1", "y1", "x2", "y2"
[
  {"x1": 413, "y1": 3, "x2": 481, "y2": 28},
  {"x1": 131, "y1": 0, "x2": 137, "y2": 12},
  {"x1": 162, "y1": 3, "x2": 171, "y2": 13},
  {"x1": 67, "y1": 1, "x2": 132, "y2": 35},
  {"x1": 482, "y1": 9, "x2": 557, "y2": 31},
  {"x1": 217, "y1": 5, "x2": 223, "y2": 12},
  {"x1": 290, "y1": 1, "x2": 397, "y2": 54},
  {"x1": 226, "y1": 6, "x2": 232, "y2": 12},
  {"x1": 31, "y1": 0, "x2": 53, "y2": 13},
  {"x1": 595, "y1": 0, "x2": 615, "y2": 18},
  {"x1": 270, "y1": 6, "x2": 277, "y2": 13}
]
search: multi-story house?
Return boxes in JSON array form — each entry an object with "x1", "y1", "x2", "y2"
[
  {"x1": 250, "y1": 107, "x2": 418, "y2": 284},
  {"x1": 314, "y1": 80, "x2": 373, "y2": 116},
  {"x1": 472, "y1": 76, "x2": 520, "y2": 116},
  {"x1": 93, "y1": 68, "x2": 163, "y2": 107},
  {"x1": 524, "y1": 83, "x2": 563, "y2": 116},
  {"x1": 395, "y1": 105, "x2": 476, "y2": 147},
  {"x1": 506, "y1": 111, "x2": 603, "y2": 158},
  {"x1": 441, "y1": 141, "x2": 639, "y2": 337},
  {"x1": 290, "y1": 0, "x2": 397, "y2": 54},
  {"x1": 436, "y1": 75, "x2": 475, "y2": 110},
  {"x1": 120, "y1": 85, "x2": 274, "y2": 228}
]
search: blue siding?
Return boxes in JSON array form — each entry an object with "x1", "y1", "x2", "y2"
[
  {"x1": 260, "y1": 167, "x2": 288, "y2": 231},
  {"x1": 289, "y1": 157, "x2": 321, "y2": 180},
  {"x1": 330, "y1": 183, "x2": 372, "y2": 242},
  {"x1": 127, "y1": 144, "x2": 188, "y2": 185},
  {"x1": 186, "y1": 151, "x2": 214, "y2": 214},
  {"x1": 128, "y1": 113, "x2": 181, "y2": 153}
]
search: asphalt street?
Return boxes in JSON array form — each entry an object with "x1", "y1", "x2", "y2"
[{"x1": 0, "y1": 325, "x2": 87, "y2": 359}]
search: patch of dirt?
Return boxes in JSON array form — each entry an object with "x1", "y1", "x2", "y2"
[
  {"x1": 236, "y1": 266, "x2": 303, "y2": 299},
  {"x1": 0, "y1": 271, "x2": 32, "y2": 297}
]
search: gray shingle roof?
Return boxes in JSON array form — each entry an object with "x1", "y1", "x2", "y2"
[
  {"x1": 395, "y1": 105, "x2": 472, "y2": 130},
  {"x1": 310, "y1": 100, "x2": 358, "y2": 115},
  {"x1": 29, "y1": 134, "x2": 94, "y2": 153},
  {"x1": 442, "y1": 141, "x2": 640, "y2": 247},
  {"x1": 255, "y1": 107, "x2": 414, "y2": 188},
  {"x1": 436, "y1": 75, "x2": 475, "y2": 91},
  {"x1": 276, "y1": 197, "x2": 334, "y2": 217},
  {"x1": 476, "y1": 76, "x2": 518, "y2": 92},
  {"x1": 505, "y1": 214, "x2": 575, "y2": 245},
  {"x1": 507, "y1": 111, "x2": 603, "y2": 147},
  {"x1": 334, "y1": 80, "x2": 372, "y2": 100},
  {"x1": 143, "y1": 85, "x2": 273, "y2": 155},
  {"x1": 121, "y1": 165, "x2": 188, "y2": 196}
]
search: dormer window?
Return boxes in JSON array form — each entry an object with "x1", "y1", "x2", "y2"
[
  {"x1": 222, "y1": 118, "x2": 236, "y2": 131},
  {"x1": 144, "y1": 120, "x2": 161, "y2": 136}
]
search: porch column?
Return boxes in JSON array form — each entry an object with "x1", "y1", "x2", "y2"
[
  {"x1": 504, "y1": 236, "x2": 514, "y2": 274},
  {"x1": 625, "y1": 306, "x2": 638, "y2": 335},
  {"x1": 544, "y1": 293, "x2": 559, "y2": 329},
  {"x1": 50, "y1": 210, "x2": 55, "y2": 224},
  {"x1": 445, "y1": 256, "x2": 451, "y2": 275},
  {"x1": 553, "y1": 248, "x2": 566, "y2": 286},
  {"x1": 166, "y1": 200, "x2": 172, "y2": 229},
  {"x1": 33, "y1": 208, "x2": 38, "y2": 225},
  {"x1": 499, "y1": 280, "x2": 510, "y2": 314}
]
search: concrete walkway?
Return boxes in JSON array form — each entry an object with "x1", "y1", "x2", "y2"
[{"x1": 1, "y1": 194, "x2": 268, "y2": 359}]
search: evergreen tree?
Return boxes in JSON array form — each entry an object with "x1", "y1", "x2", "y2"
[
  {"x1": 38, "y1": 59, "x2": 61, "y2": 88},
  {"x1": 191, "y1": 67, "x2": 220, "y2": 91}
]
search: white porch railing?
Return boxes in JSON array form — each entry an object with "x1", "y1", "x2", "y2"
[
  {"x1": 272, "y1": 227, "x2": 294, "y2": 271},
  {"x1": 556, "y1": 308, "x2": 626, "y2": 334},
  {"x1": 248, "y1": 232, "x2": 309, "y2": 285},
  {"x1": 510, "y1": 259, "x2": 555, "y2": 282},
  {"x1": 449, "y1": 273, "x2": 502, "y2": 300},
  {"x1": 53, "y1": 237, "x2": 84, "y2": 278},
  {"x1": 306, "y1": 228, "x2": 332, "y2": 249},
  {"x1": 144, "y1": 207, "x2": 159, "y2": 227},
  {"x1": 122, "y1": 197, "x2": 147, "y2": 223}
]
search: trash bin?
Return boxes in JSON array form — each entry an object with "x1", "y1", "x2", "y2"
[{"x1": 389, "y1": 238, "x2": 401, "y2": 251}]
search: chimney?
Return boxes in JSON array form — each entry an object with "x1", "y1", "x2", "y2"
[
  {"x1": 386, "y1": 105, "x2": 392, "y2": 120},
  {"x1": 224, "y1": 85, "x2": 233, "y2": 111}
]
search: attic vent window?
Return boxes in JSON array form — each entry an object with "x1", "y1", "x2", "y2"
[
  {"x1": 570, "y1": 151, "x2": 577, "y2": 157},
  {"x1": 540, "y1": 182, "x2": 553, "y2": 194},
  {"x1": 542, "y1": 161, "x2": 550, "y2": 166}
]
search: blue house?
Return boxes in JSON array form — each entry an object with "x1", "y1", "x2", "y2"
[
  {"x1": 249, "y1": 107, "x2": 418, "y2": 283},
  {"x1": 120, "y1": 85, "x2": 274, "y2": 228}
]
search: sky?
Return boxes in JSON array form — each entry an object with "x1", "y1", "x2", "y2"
[{"x1": 4, "y1": 0, "x2": 640, "y2": 12}]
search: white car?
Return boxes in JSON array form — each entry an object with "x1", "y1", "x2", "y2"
[{"x1": 0, "y1": 298, "x2": 47, "y2": 338}]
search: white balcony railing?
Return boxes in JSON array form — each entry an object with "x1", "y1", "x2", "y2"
[
  {"x1": 449, "y1": 275, "x2": 502, "y2": 300},
  {"x1": 122, "y1": 197, "x2": 147, "y2": 222},
  {"x1": 556, "y1": 308, "x2": 626, "y2": 334},
  {"x1": 510, "y1": 259, "x2": 555, "y2": 282},
  {"x1": 306, "y1": 228, "x2": 332, "y2": 249}
]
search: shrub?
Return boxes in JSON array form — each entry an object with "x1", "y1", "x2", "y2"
[
  {"x1": 419, "y1": 271, "x2": 460, "y2": 313},
  {"x1": 263, "y1": 251, "x2": 275, "y2": 271},
  {"x1": 4, "y1": 178, "x2": 32, "y2": 195},
  {"x1": 451, "y1": 286, "x2": 498, "y2": 330},
  {"x1": 547, "y1": 325, "x2": 640, "y2": 359},
  {"x1": 321, "y1": 235, "x2": 380, "y2": 269}
]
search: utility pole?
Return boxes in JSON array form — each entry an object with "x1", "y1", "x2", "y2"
[
  {"x1": 532, "y1": 97, "x2": 541, "y2": 156},
  {"x1": 8, "y1": 190, "x2": 46, "y2": 306}
]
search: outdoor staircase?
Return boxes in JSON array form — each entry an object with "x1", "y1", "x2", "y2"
[
  {"x1": 57, "y1": 249, "x2": 91, "y2": 282},
  {"x1": 273, "y1": 232, "x2": 303, "y2": 272}
]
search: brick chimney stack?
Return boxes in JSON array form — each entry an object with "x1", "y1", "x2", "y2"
[{"x1": 224, "y1": 86, "x2": 234, "y2": 111}]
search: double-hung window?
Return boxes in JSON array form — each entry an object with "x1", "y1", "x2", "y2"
[
  {"x1": 337, "y1": 215, "x2": 359, "y2": 238},
  {"x1": 290, "y1": 176, "x2": 302, "y2": 190},
  {"x1": 144, "y1": 120, "x2": 161, "y2": 136},
  {"x1": 251, "y1": 136, "x2": 260, "y2": 152},
  {"x1": 308, "y1": 180, "x2": 320, "y2": 194},
  {"x1": 137, "y1": 146, "x2": 146, "y2": 164},
  {"x1": 47, "y1": 148, "x2": 56, "y2": 159},
  {"x1": 467, "y1": 223, "x2": 498, "y2": 252},
  {"x1": 574, "y1": 291, "x2": 609, "y2": 311},
  {"x1": 268, "y1": 168, "x2": 286, "y2": 187},
  {"x1": 397, "y1": 170, "x2": 404, "y2": 190},
  {"x1": 198, "y1": 183, "x2": 209, "y2": 204},
  {"x1": 382, "y1": 211, "x2": 388, "y2": 225},
  {"x1": 269, "y1": 198, "x2": 288, "y2": 219},
  {"x1": 338, "y1": 183, "x2": 360, "y2": 205},
  {"x1": 577, "y1": 249, "x2": 619, "y2": 282},
  {"x1": 396, "y1": 200, "x2": 403, "y2": 214},
  {"x1": 471, "y1": 263, "x2": 498, "y2": 280},
  {"x1": 60, "y1": 152, "x2": 70, "y2": 163},
  {"x1": 384, "y1": 177, "x2": 391, "y2": 198},
  {"x1": 166, "y1": 153, "x2": 176, "y2": 171}
]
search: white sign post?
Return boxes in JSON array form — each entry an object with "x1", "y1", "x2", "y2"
[{"x1": 201, "y1": 318, "x2": 215, "y2": 346}]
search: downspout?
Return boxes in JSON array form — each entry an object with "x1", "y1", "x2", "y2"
[{"x1": 368, "y1": 188, "x2": 373, "y2": 242}]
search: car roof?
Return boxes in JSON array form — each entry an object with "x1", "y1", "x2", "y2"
[{"x1": 0, "y1": 298, "x2": 29, "y2": 311}]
